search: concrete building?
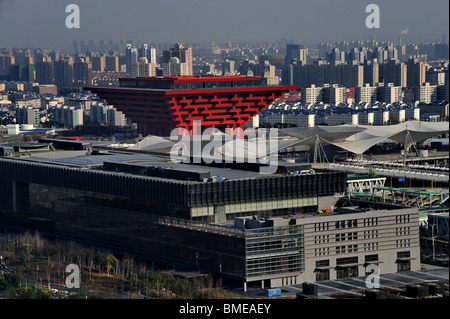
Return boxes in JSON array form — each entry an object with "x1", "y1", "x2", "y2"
[
  {"x1": 322, "y1": 84, "x2": 346, "y2": 105},
  {"x1": 33, "y1": 84, "x2": 58, "y2": 95},
  {"x1": 73, "y1": 57, "x2": 93, "y2": 87},
  {"x1": 377, "y1": 83, "x2": 403, "y2": 104},
  {"x1": 285, "y1": 110, "x2": 315, "y2": 128},
  {"x1": 139, "y1": 44, "x2": 157, "y2": 64},
  {"x1": 125, "y1": 44, "x2": 139, "y2": 77},
  {"x1": 0, "y1": 153, "x2": 420, "y2": 291},
  {"x1": 363, "y1": 60, "x2": 379, "y2": 86},
  {"x1": 407, "y1": 58, "x2": 427, "y2": 88},
  {"x1": 355, "y1": 84, "x2": 377, "y2": 103},
  {"x1": 382, "y1": 59, "x2": 407, "y2": 88},
  {"x1": 105, "y1": 55, "x2": 120, "y2": 72},
  {"x1": 90, "y1": 103, "x2": 126, "y2": 127},
  {"x1": 301, "y1": 85, "x2": 323, "y2": 104},
  {"x1": 163, "y1": 57, "x2": 189, "y2": 76},
  {"x1": 131, "y1": 57, "x2": 158, "y2": 77},
  {"x1": 53, "y1": 105, "x2": 83, "y2": 127},
  {"x1": 426, "y1": 68, "x2": 446, "y2": 86},
  {"x1": 373, "y1": 109, "x2": 390, "y2": 125},
  {"x1": 415, "y1": 82, "x2": 438, "y2": 104},
  {"x1": 324, "y1": 109, "x2": 359, "y2": 125},
  {"x1": 54, "y1": 57, "x2": 74, "y2": 88},
  {"x1": 285, "y1": 44, "x2": 305, "y2": 65},
  {"x1": 390, "y1": 108, "x2": 406, "y2": 124},
  {"x1": 15, "y1": 106, "x2": 40, "y2": 126},
  {"x1": 222, "y1": 59, "x2": 236, "y2": 76},
  {"x1": 162, "y1": 43, "x2": 193, "y2": 75},
  {"x1": 92, "y1": 55, "x2": 106, "y2": 72},
  {"x1": 358, "y1": 110, "x2": 375, "y2": 125},
  {"x1": 35, "y1": 57, "x2": 54, "y2": 85}
]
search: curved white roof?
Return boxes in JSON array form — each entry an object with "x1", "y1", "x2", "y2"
[{"x1": 282, "y1": 121, "x2": 449, "y2": 155}]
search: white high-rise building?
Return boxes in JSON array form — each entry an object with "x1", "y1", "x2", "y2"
[
  {"x1": 90, "y1": 103, "x2": 126, "y2": 127},
  {"x1": 301, "y1": 85, "x2": 323, "y2": 104},
  {"x1": 415, "y1": 82, "x2": 438, "y2": 104},
  {"x1": 355, "y1": 84, "x2": 377, "y2": 103},
  {"x1": 322, "y1": 84, "x2": 346, "y2": 105},
  {"x1": 222, "y1": 59, "x2": 236, "y2": 75},
  {"x1": 139, "y1": 44, "x2": 157, "y2": 64},
  {"x1": 53, "y1": 105, "x2": 83, "y2": 127},
  {"x1": 163, "y1": 57, "x2": 189, "y2": 76},
  {"x1": 377, "y1": 83, "x2": 403, "y2": 104},
  {"x1": 131, "y1": 57, "x2": 158, "y2": 77}
]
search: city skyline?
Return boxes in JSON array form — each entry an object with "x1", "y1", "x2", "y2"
[{"x1": 0, "y1": 0, "x2": 448, "y2": 49}]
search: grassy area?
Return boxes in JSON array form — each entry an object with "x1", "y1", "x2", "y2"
[{"x1": 0, "y1": 231, "x2": 243, "y2": 299}]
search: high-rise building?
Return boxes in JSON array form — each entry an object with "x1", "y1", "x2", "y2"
[
  {"x1": 415, "y1": 82, "x2": 438, "y2": 104},
  {"x1": 54, "y1": 57, "x2": 74, "y2": 88},
  {"x1": 105, "y1": 55, "x2": 120, "y2": 72},
  {"x1": 301, "y1": 85, "x2": 322, "y2": 104},
  {"x1": 322, "y1": 84, "x2": 346, "y2": 104},
  {"x1": 437, "y1": 84, "x2": 449, "y2": 102},
  {"x1": 363, "y1": 60, "x2": 379, "y2": 86},
  {"x1": 355, "y1": 84, "x2": 377, "y2": 103},
  {"x1": 341, "y1": 62, "x2": 364, "y2": 88},
  {"x1": 92, "y1": 55, "x2": 106, "y2": 72},
  {"x1": 426, "y1": 68, "x2": 446, "y2": 86},
  {"x1": 139, "y1": 44, "x2": 157, "y2": 64},
  {"x1": 162, "y1": 43, "x2": 193, "y2": 75},
  {"x1": 377, "y1": 83, "x2": 403, "y2": 104},
  {"x1": 131, "y1": 57, "x2": 158, "y2": 77},
  {"x1": 162, "y1": 57, "x2": 189, "y2": 76},
  {"x1": 0, "y1": 54, "x2": 15, "y2": 74},
  {"x1": 35, "y1": 56, "x2": 54, "y2": 85},
  {"x1": 9, "y1": 64, "x2": 35, "y2": 82},
  {"x1": 407, "y1": 58, "x2": 426, "y2": 88},
  {"x1": 15, "y1": 106, "x2": 40, "y2": 126},
  {"x1": 53, "y1": 105, "x2": 83, "y2": 127},
  {"x1": 90, "y1": 103, "x2": 126, "y2": 127},
  {"x1": 382, "y1": 59, "x2": 407, "y2": 88},
  {"x1": 222, "y1": 59, "x2": 235, "y2": 75},
  {"x1": 285, "y1": 44, "x2": 307, "y2": 66},
  {"x1": 73, "y1": 57, "x2": 93, "y2": 87},
  {"x1": 125, "y1": 44, "x2": 139, "y2": 77}
]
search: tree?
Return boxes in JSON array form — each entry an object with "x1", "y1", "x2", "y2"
[{"x1": 95, "y1": 252, "x2": 118, "y2": 276}]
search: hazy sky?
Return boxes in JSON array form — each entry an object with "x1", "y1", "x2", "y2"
[{"x1": 0, "y1": 0, "x2": 448, "y2": 48}]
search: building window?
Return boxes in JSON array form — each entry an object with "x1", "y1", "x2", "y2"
[
  {"x1": 348, "y1": 232, "x2": 358, "y2": 240},
  {"x1": 336, "y1": 246, "x2": 346, "y2": 254},
  {"x1": 316, "y1": 269, "x2": 330, "y2": 281},
  {"x1": 336, "y1": 233, "x2": 345, "y2": 242},
  {"x1": 336, "y1": 266, "x2": 359, "y2": 279},
  {"x1": 365, "y1": 254, "x2": 379, "y2": 263},
  {"x1": 336, "y1": 256, "x2": 358, "y2": 266},
  {"x1": 316, "y1": 260, "x2": 330, "y2": 268},
  {"x1": 397, "y1": 251, "x2": 411, "y2": 259}
]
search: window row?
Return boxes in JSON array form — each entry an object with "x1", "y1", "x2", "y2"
[{"x1": 336, "y1": 244, "x2": 358, "y2": 254}]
